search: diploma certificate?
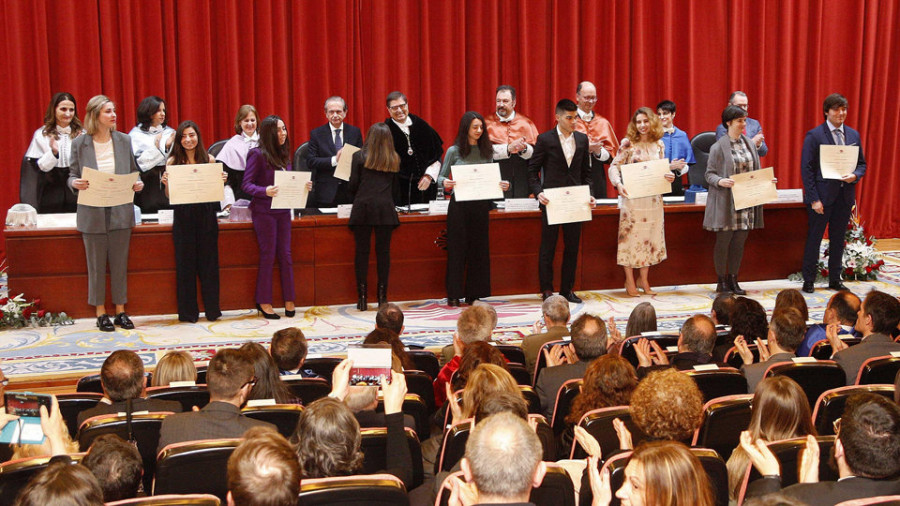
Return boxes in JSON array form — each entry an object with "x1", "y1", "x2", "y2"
[
  {"x1": 619, "y1": 158, "x2": 671, "y2": 199},
  {"x1": 333, "y1": 144, "x2": 361, "y2": 181},
  {"x1": 819, "y1": 145, "x2": 859, "y2": 179},
  {"x1": 545, "y1": 185, "x2": 592, "y2": 225},
  {"x1": 167, "y1": 163, "x2": 225, "y2": 205},
  {"x1": 452, "y1": 163, "x2": 504, "y2": 202},
  {"x1": 271, "y1": 171, "x2": 311, "y2": 209},
  {"x1": 77, "y1": 167, "x2": 139, "y2": 208},
  {"x1": 731, "y1": 167, "x2": 777, "y2": 211}
]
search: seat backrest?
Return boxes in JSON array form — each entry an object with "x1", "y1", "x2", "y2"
[
  {"x1": 207, "y1": 140, "x2": 227, "y2": 157},
  {"x1": 551, "y1": 379, "x2": 583, "y2": 436},
  {"x1": 153, "y1": 438, "x2": 241, "y2": 502},
  {"x1": 765, "y1": 361, "x2": 846, "y2": 409},
  {"x1": 77, "y1": 413, "x2": 171, "y2": 493},
  {"x1": 692, "y1": 394, "x2": 754, "y2": 461},
  {"x1": 146, "y1": 385, "x2": 210, "y2": 412},
  {"x1": 404, "y1": 370, "x2": 436, "y2": 413},
  {"x1": 77, "y1": 372, "x2": 152, "y2": 393},
  {"x1": 724, "y1": 345, "x2": 760, "y2": 369},
  {"x1": 812, "y1": 384, "x2": 895, "y2": 436},
  {"x1": 533, "y1": 339, "x2": 569, "y2": 385},
  {"x1": 571, "y1": 406, "x2": 646, "y2": 460},
  {"x1": 810, "y1": 338, "x2": 863, "y2": 360},
  {"x1": 683, "y1": 368, "x2": 748, "y2": 402},
  {"x1": 407, "y1": 350, "x2": 440, "y2": 380},
  {"x1": 507, "y1": 362, "x2": 533, "y2": 386},
  {"x1": 857, "y1": 356, "x2": 900, "y2": 385},
  {"x1": 832, "y1": 496, "x2": 900, "y2": 506},
  {"x1": 435, "y1": 419, "x2": 472, "y2": 474},
  {"x1": 0, "y1": 454, "x2": 84, "y2": 506},
  {"x1": 494, "y1": 344, "x2": 526, "y2": 366},
  {"x1": 519, "y1": 385, "x2": 543, "y2": 414},
  {"x1": 689, "y1": 131, "x2": 717, "y2": 187},
  {"x1": 293, "y1": 142, "x2": 310, "y2": 173},
  {"x1": 56, "y1": 392, "x2": 102, "y2": 438},
  {"x1": 580, "y1": 451, "x2": 632, "y2": 506},
  {"x1": 436, "y1": 463, "x2": 574, "y2": 506},
  {"x1": 744, "y1": 436, "x2": 838, "y2": 493},
  {"x1": 359, "y1": 427, "x2": 424, "y2": 489},
  {"x1": 105, "y1": 494, "x2": 221, "y2": 505},
  {"x1": 240, "y1": 404, "x2": 304, "y2": 438},
  {"x1": 283, "y1": 377, "x2": 331, "y2": 405},
  {"x1": 196, "y1": 366, "x2": 208, "y2": 385},
  {"x1": 303, "y1": 357, "x2": 342, "y2": 381},
  {"x1": 299, "y1": 473, "x2": 408, "y2": 506},
  {"x1": 619, "y1": 334, "x2": 679, "y2": 368},
  {"x1": 375, "y1": 394, "x2": 430, "y2": 440}
]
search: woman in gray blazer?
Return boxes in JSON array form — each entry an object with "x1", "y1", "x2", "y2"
[
  {"x1": 68, "y1": 95, "x2": 143, "y2": 332},
  {"x1": 703, "y1": 105, "x2": 771, "y2": 295}
]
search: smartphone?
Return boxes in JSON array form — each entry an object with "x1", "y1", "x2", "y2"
[
  {"x1": 346, "y1": 344, "x2": 392, "y2": 386},
  {"x1": 4, "y1": 392, "x2": 52, "y2": 418}
]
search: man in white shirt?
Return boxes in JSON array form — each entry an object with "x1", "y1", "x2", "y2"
[{"x1": 306, "y1": 96, "x2": 363, "y2": 208}]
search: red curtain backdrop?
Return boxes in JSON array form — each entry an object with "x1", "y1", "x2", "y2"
[{"x1": 3, "y1": 0, "x2": 899, "y2": 257}]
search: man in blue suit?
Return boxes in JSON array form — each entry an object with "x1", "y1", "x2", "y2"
[
  {"x1": 800, "y1": 93, "x2": 867, "y2": 293},
  {"x1": 715, "y1": 91, "x2": 768, "y2": 156},
  {"x1": 306, "y1": 96, "x2": 364, "y2": 208}
]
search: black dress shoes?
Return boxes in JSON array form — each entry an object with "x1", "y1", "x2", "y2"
[
  {"x1": 97, "y1": 314, "x2": 115, "y2": 332},
  {"x1": 465, "y1": 297, "x2": 478, "y2": 305},
  {"x1": 801, "y1": 281, "x2": 815, "y2": 294},
  {"x1": 829, "y1": 281, "x2": 849, "y2": 291},
  {"x1": 561, "y1": 292, "x2": 583, "y2": 304},
  {"x1": 447, "y1": 298, "x2": 461, "y2": 307},
  {"x1": 541, "y1": 290, "x2": 553, "y2": 301},
  {"x1": 114, "y1": 312, "x2": 135, "y2": 329}
]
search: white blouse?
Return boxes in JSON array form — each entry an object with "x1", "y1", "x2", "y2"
[
  {"x1": 94, "y1": 139, "x2": 115, "y2": 174},
  {"x1": 128, "y1": 125, "x2": 175, "y2": 172},
  {"x1": 24, "y1": 126, "x2": 82, "y2": 171}
]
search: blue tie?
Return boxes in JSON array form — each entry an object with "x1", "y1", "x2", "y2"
[{"x1": 334, "y1": 128, "x2": 343, "y2": 150}]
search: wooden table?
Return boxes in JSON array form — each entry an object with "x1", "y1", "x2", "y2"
[{"x1": 5, "y1": 203, "x2": 807, "y2": 318}]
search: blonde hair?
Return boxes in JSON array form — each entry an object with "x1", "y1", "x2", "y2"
[
  {"x1": 461, "y1": 364, "x2": 521, "y2": 419},
  {"x1": 84, "y1": 95, "x2": 114, "y2": 136},
  {"x1": 625, "y1": 107, "x2": 664, "y2": 144},
  {"x1": 152, "y1": 351, "x2": 197, "y2": 387},
  {"x1": 633, "y1": 441, "x2": 714, "y2": 506}
]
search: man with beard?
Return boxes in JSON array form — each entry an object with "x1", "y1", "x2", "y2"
[{"x1": 484, "y1": 85, "x2": 539, "y2": 198}]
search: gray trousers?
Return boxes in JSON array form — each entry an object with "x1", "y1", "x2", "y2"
[
  {"x1": 713, "y1": 230, "x2": 749, "y2": 276},
  {"x1": 83, "y1": 228, "x2": 131, "y2": 306}
]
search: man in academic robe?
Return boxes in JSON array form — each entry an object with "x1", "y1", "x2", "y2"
[
  {"x1": 383, "y1": 91, "x2": 444, "y2": 207},
  {"x1": 484, "y1": 85, "x2": 539, "y2": 199},
  {"x1": 573, "y1": 81, "x2": 618, "y2": 198},
  {"x1": 306, "y1": 96, "x2": 363, "y2": 208}
]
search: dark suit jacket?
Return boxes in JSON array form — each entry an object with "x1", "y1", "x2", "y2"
[
  {"x1": 527, "y1": 128, "x2": 592, "y2": 197},
  {"x1": 740, "y1": 352, "x2": 795, "y2": 393},
  {"x1": 833, "y1": 333, "x2": 900, "y2": 385},
  {"x1": 67, "y1": 131, "x2": 140, "y2": 233},
  {"x1": 715, "y1": 117, "x2": 768, "y2": 156},
  {"x1": 521, "y1": 326, "x2": 570, "y2": 376},
  {"x1": 306, "y1": 122, "x2": 363, "y2": 206},
  {"x1": 800, "y1": 122, "x2": 866, "y2": 206},
  {"x1": 748, "y1": 475, "x2": 900, "y2": 506},
  {"x1": 535, "y1": 359, "x2": 590, "y2": 418},
  {"x1": 157, "y1": 401, "x2": 274, "y2": 452},
  {"x1": 77, "y1": 397, "x2": 183, "y2": 427}
]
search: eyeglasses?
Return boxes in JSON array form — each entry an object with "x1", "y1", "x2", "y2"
[
  {"x1": 580, "y1": 97, "x2": 598, "y2": 103},
  {"x1": 388, "y1": 103, "x2": 408, "y2": 112},
  {"x1": 833, "y1": 417, "x2": 841, "y2": 435},
  {"x1": 241, "y1": 376, "x2": 258, "y2": 389}
]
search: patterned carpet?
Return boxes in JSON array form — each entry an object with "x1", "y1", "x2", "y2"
[{"x1": 2, "y1": 257, "x2": 899, "y2": 381}]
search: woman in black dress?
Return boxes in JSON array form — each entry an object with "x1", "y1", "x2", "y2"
[{"x1": 348, "y1": 123, "x2": 400, "y2": 310}]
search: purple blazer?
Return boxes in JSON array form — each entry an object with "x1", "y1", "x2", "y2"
[{"x1": 242, "y1": 147, "x2": 292, "y2": 215}]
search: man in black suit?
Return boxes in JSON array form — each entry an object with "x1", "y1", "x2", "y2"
[
  {"x1": 77, "y1": 350, "x2": 182, "y2": 426},
  {"x1": 634, "y1": 314, "x2": 722, "y2": 378},
  {"x1": 157, "y1": 348, "x2": 274, "y2": 452},
  {"x1": 306, "y1": 96, "x2": 364, "y2": 208},
  {"x1": 746, "y1": 393, "x2": 900, "y2": 505},
  {"x1": 528, "y1": 99, "x2": 593, "y2": 303},
  {"x1": 800, "y1": 93, "x2": 867, "y2": 293}
]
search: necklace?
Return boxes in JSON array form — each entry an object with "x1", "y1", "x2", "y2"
[{"x1": 404, "y1": 131, "x2": 414, "y2": 156}]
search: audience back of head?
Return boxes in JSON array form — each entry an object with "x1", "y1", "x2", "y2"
[
  {"x1": 730, "y1": 297, "x2": 769, "y2": 341},
  {"x1": 624, "y1": 440, "x2": 714, "y2": 506},
  {"x1": 463, "y1": 412, "x2": 544, "y2": 502},
  {"x1": 207, "y1": 348, "x2": 255, "y2": 402},
  {"x1": 239, "y1": 341, "x2": 294, "y2": 404},
  {"x1": 462, "y1": 364, "x2": 522, "y2": 420},
  {"x1": 680, "y1": 314, "x2": 717, "y2": 355},
  {"x1": 542, "y1": 295, "x2": 570, "y2": 325},
  {"x1": 712, "y1": 293, "x2": 735, "y2": 326},
  {"x1": 570, "y1": 313, "x2": 608, "y2": 360},
  {"x1": 840, "y1": 393, "x2": 900, "y2": 479},
  {"x1": 82, "y1": 434, "x2": 143, "y2": 502},
  {"x1": 100, "y1": 350, "x2": 145, "y2": 401},
  {"x1": 631, "y1": 368, "x2": 703, "y2": 442},
  {"x1": 452, "y1": 340, "x2": 508, "y2": 391},
  {"x1": 769, "y1": 308, "x2": 806, "y2": 353},
  {"x1": 375, "y1": 302, "x2": 404, "y2": 334},
  {"x1": 829, "y1": 290, "x2": 861, "y2": 326},
  {"x1": 363, "y1": 328, "x2": 414, "y2": 371},
  {"x1": 457, "y1": 305, "x2": 494, "y2": 344},
  {"x1": 270, "y1": 327, "x2": 308, "y2": 372},
  {"x1": 152, "y1": 351, "x2": 197, "y2": 387},
  {"x1": 567, "y1": 354, "x2": 638, "y2": 424},
  {"x1": 858, "y1": 290, "x2": 900, "y2": 335},
  {"x1": 227, "y1": 427, "x2": 300, "y2": 506},
  {"x1": 291, "y1": 397, "x2": 363, "y2": 479},
  {"x1": 774, "y1": 289, "x2": 809, "y2": 322},
  {"x1": 15, "y1": 460, "x2": 104, "y2": 506},
  {"x1": 625, "y1": 302, "x2": 657, "y2": 338}
]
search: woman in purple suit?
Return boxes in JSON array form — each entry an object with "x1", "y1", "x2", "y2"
[{"x1": 242, "y1": 115, "x2": 295, "y2": 319}]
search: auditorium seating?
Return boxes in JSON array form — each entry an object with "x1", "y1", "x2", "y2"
[
  {"x1": 533, "y1": 339, "x2": 568, "y2": 385},
  {"x1": 153, "y1": 438, "x2": 242, "y2": 502},
  {"x1": 738, "y1": 436, "x2": 838, "y2": 504},
  {"x1": 809, "y1": 338, "x2": 863, "y2": 359},
  {"x1": 0, "y1": 454, "x2": 84, "y2": 506},
  {"x1": 76, "y1": 372, "x2": 152, "y2": 393},
  {"x1": 683, "y1": 367, "x2": 748, "y2": 401},
  {"x1": 302, "y1": 357, "x2": 343, "y2": 381},
  {"x1": 723, "y1": 344, "x2": 760, "y2": 369},
  {"x1": 856, "y1": 355, "x2": 900, "y2": 385},
  {"x1": 494, "y1": 344, "x2": 527, "y2": 367},
  {"x1": 374, "y1": 393, "x2": 430, "y2": 440},
  {"x1": 689, "y1": 132, "x2": 717, "y2": 188},
  {"x1": 293, "y1": 142, "x2": 309, "y2": 173},
  {"x1": 403, "y1": 370, "x2": 436, "y2": 414},
  {"x1": 106, "y1": 494, "x2": 221, "y2": 506},
  {"x1": 359, "y1": 427, "x2": 424, "y2": 488},
  {"x1": 570, "y1": 406, "x2": 646, "y2": 460},
  {"x1": 519, "y1": 385, "x2": 543, "y2": 415},
  {"x1": 764, "y1": 360, "x2": 846, "y2": 409},
  {"x1": 436, "y1": 464, "x2": 575, "y2": 506},
  {"x1": 298, "y1": 474, "x2": 408, "y2": 506},
  {"x1": 283, "y1": 377, "x2": 331, "y2": 405},
  {"x1": 508, "y1": 362, "x2": 533, "y2": 386},
  {"x1": 811, "y1": 384, "x2": 895, "y2": 436},
  {"x1": 56, "y1": 392, "x2": 102, "y2": 438},
  {"x1": 146, "y1": 384, "x2": 210, "y2": 412},
  {"x1": 207, "y1": 140, "x2": 227, "y2": 157},
  {"x1": 550, "y1": 379, "x2": 582, "y2": 436},
  {"x1": 435, "y1": 416, "x2": 554, "y2": 475},
  {"x1": 619, "y1": 333, "x2": 680, "y2": 368},
  {"x1": 692, "y1": 394, "x2": 754, "y2": 461},
  {"x1": 407, "y1": 350, "x2": 440, "y2": 380},
  {"x1": 240, "y1": 404, "x2": 304, "y2": 438}
]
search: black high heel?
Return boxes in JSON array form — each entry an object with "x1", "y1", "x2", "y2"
[
  {"x1": 284, "y1": 304, "x2": 296, "y2": 317},
  {"x1": 256, "y1": 303, "x2": 281, "y2": 320}
]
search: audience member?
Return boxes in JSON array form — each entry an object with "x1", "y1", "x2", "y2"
[
  {"x1": 774, "y1": 288, "x2": 810, "y2": 322},
  {"x1": 375, "y1": 302, "x2": 405, "y2": 335},
  {"x1": 364, "y1": 328, "x2": 415, "y2": 371},
  {"x1": 157, "y1": 348, "x2": 274, "y2": 452},
  {"x1": 434, "y1": 305, "x2": 495, "y2": 406},
  {"x1": 743, "y1": 393, "x2": 900, "y2": 504},
  {"x1": 450, "y1": 341, "x2": 508, "y2": 393},
  {"x1": 12, "y1": 394, "x2": 79, "y2": 460},
  {"x1": 78, "y1": 350, "x2": 182, "y2": 426},
  {"x1": 711, "y1": 293, "x2": 736, "y2": 327},
  {"x1": 343, "y1": 384, "x2": 416, "y2": 431},
  {"x1": 226, "y1": 427, "x2": 300, "y2": 506},
  {"x1": 566, "y1": 354, "x2": 638, "y2": 427},
  {"x1": 629, "y1": 368, "x2": 704, "y2": 445},
  {"x1": 151, "y1": 350, "x2": 197, "y2": 386},
  {"x1": 625, "y1": 301, "x2": 658, "y2": 338},
  {"x1": 270, "y1": 327, "x2": 317, "y2": 377},
  {"x1": 714, "y1": 296, "x2": 768, "y2": 361},
  {"x1": 725, "y1": 376, "x2": 817, "y2": 501},
  {"x1": 440, "y1": 302, "x2": 499, "y2": 366},
  {"x1": 831, "y1": 290, "x2": 900, "y2": 384},
  {"x1": 634, "y1": 314, "x2": 719, "y2": 377},
  {"x1": 734, "y1": 308, "x2": 807, "y2": 392},
  {"x1": 81, "y1": 434, "x2": 143, "y2": 502},
  {"x1": 797, "y1": 290, "x2": 861, "y2": 357},
  {"x1": 239, "y1": 342, "x2": 298, "y2": 404},
  {"x1": 14, "y1": 459, "x2": 104, "y2": 506},
  {"x1": 521, "y1": 294, "x2": 571, "y2": 373},
  {"x1": 536, "y1": 313, "x2": 608, "y2": 418},
  {"x1": 445, "y1": 363, "x2": 522, "y2": 427}
]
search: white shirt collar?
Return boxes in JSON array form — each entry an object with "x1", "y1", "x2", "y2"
[
  {"x1": 556, "y1": 125, "x2": 573, "y2": 140},
  {"x1": 827, "y1": 119, "x2": 844, "y2": 134},
  {"x1": 329, "y1": 122, "x2": 343, "y2": 134},
  {"x1": 577, "y1": 108, "x2": 593, "y2": 122},
  {"x1": 392, "y1": 117, "x2": 413, "y2": 128},
  {"x1": 498, "y1": 111, "x2": 517, "y2": 123},
  {"x1": 242, "y1": 131, "x2": 259, "y2": 143}
]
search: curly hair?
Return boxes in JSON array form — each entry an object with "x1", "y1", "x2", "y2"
[
  {"x1": 291, "y1": 397, "x2": 364, "y2": 479},
  {"x1": 631, "y1": 369, "x2": 703, "y2": 443},
  {"x1": 624, "y1": 107, "x2": 664, "y2": 144},
  {"x1": 566, "y1": 354, "x2": 637, "y2": 425},
  {"x1": 729, "y1": 297, "x2": 769, "y2": 342}
]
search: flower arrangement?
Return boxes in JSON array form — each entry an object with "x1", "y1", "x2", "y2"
[
  {"x1": 790, "y1": 205, "x2": 884, "y2": 282},
  {"x1": 0, "y1": 293, "x2": 74, "y2": 328}
]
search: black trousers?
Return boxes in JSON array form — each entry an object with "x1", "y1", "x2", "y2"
[
  {"x1": 173, "y1": 203, "x2": 220, "y2": 321},
  {"x1": 498, "y1": 157, "x2": 530, "y2": 199},
  {"x1": 445, "y1": 198, "x2": 492, "y2": 300},
  {"x1": 135, "y1": 166, "x2": 172, "y2": 214},
  {"x1": 538, "y1": 208, "x2": 582, "y2": 294},
  {"x1": 353, "y1": 225, "x2": 394, "y2": 285},
  {"x1": 802, "y1": 192, "x2": 853, "y2": 283}
]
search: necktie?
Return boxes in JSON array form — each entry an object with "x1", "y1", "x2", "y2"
[
  {"x1": 835, "y1": 129, "x2": 845, "y2": 145},
  {"x1": 334, "y1": 128, "x2": 343, "y2": 150}
]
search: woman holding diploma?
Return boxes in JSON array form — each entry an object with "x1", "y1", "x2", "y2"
[
  {"x1": 609, "y1": 107, "x2": 674, "y2": 297},
  {"x1": 68, "y1": 95, "x2": 144, "y2": 332},
  {"x1": 161, "y1": 120, "x2": 224, "y2": 322},
  {"x1": 22, "y1": 92, "x2": 83, "y2": 213},
  {"x1": 703, "y1": 105, "x2": 764, "y2": 295},
  {"x1": 348, "y1": 123, "x2": 400, "y2": 310},
  {"x1": 243, "y1": 115, "x2": 295, "y2": 319},
  {"x1": 439, "y1": 111, "x2": 509, "y2": 307}
]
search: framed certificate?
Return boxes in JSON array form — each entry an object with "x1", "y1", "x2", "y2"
[
  {"x1": 167, "y1": 163, "x2": 225, "y2": 205},
  {"x1": 731, "y1": 167, "x2": 777, "y2": 211},
  {"x1": 452, "y1": 163, "x2": 503, "y2": 202},
  {"x1": 819, "y1": 145, "x2": 859, "y2": 179},
  {"x1": 271, "y1": 171, "x2": 311, "y2": 209},
  {"x1": 76, "y1": 167, "x2": 140, "y2": 208},
  {"x1": 619, "y1": 158, "x2": 671, "y2": 199},
  {"x1": 544, "y1": 185, "x2": 592, "y2": 225}
]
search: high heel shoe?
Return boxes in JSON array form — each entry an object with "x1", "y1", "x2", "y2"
[
  {"x1": 640, "y1": 284, "x2": 658, "y2": 295},
  {"x1": 284, "y1": 307, "x2": 296, "y2": 317},
  {"x1": 624, "y1": 283, "x2": 640, "y2": 297},
  {"x1": 256, "y1": 303, "x2": 281, "y2": 320}
]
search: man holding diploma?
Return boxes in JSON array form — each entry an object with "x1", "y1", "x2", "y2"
[
  {"x1": 528, "y1": 99, "x2": 592, "y2": 303},
  {"x1": 800, "y1": 93, "x2": 867, "y2": 293},
  {"x1": 306, "y1": 96, "x2": 363, "y2": 208}
]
